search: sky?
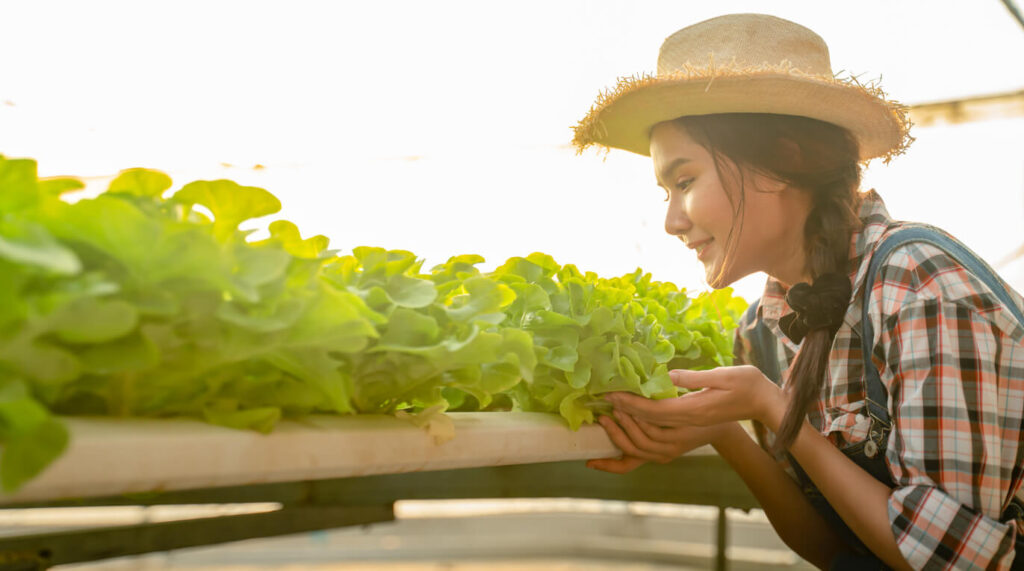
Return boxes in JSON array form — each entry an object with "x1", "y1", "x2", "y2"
[{"x1": 1, "y1": 0, "x2": 1023, "y2": 303}]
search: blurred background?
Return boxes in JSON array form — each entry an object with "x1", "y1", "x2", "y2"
[
  {"x1": 2, "y1": 0, "x2": 1022, "y2": 303},
  {"x1": 1, "y1": 1, "x2": 1022, "y2": 568}
]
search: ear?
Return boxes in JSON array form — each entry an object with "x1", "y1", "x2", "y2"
[
  {"x1": 773, "y1": 138, "x2": 803, "y2": 169},
  {"x1": 754, "y1": 171, "x2": 788, "y2": 193}
]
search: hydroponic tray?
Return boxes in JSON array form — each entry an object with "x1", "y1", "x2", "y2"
[{"x1": 0, "y1": 412, "x2": 665, "y2": 504}]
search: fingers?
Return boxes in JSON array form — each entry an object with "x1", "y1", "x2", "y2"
[
  {"x1": 613, "y1": 411, "x2": 680, "y2": 460},
  {"x1": 597, "y1": 414, "x2": 676, "y2": 464},
  {"x1": 597, "y1": 414, "x2": 655, "y2": 461},
  {"x1": 670, "y1": 365, "x2": 764, "y2": 390},
  {"x1": 634, "y1": 417, "x2": 672, "y2": 442},
  {"x1": 586, "y1": 455, "x2": 646, "y2": 474},
  {"x1": 669, "y1": 367, "x2": 724, "y2": 390},
  {"x1": 605, "y1": 390, "x2": 719, "y2": 428},
  {"x1": 603, "y1": 391, "x2": 666, "y2": 417},
  {"x1": 602, "y1": 365, "x2": 768, "y2": 427},
  {"x1": 605, "y1": 391, "x2": 688, "y2": 425}
]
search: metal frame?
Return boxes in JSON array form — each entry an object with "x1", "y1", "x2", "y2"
[{"x1": 0, "y1": 455, "x2": 757, "y2": 570}]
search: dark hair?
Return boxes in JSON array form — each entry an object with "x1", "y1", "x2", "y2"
[{"x1": 672, "y1": 113, "x2": 862, "y2": 450}]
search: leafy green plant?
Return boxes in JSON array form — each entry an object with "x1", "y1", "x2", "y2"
[
  {"x1": 488, "y1": 254, "x2": 745, "y2": 429},
  {"x1": 0, "y1": 155, "x2": 745, "y2": 492}
]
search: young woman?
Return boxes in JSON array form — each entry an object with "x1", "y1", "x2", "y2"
[{"x1": 574, "y1": 14, "x2": 1024, "y2": 571}]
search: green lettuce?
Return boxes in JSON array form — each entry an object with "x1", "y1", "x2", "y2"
[{"x1": 0, "y1": 155, "x2": 746, "y2": 491}]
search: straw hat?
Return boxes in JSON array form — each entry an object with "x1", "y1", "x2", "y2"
[{"x1": 572, "y1": 13, "x2": 913, "y2": 163}]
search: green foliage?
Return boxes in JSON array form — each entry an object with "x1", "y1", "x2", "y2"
[
  {"x1": 0, "y1": 155, "x2": 746, "y2": 491},
  {"x1": 490, "y1": 258, "x2": 743, "y2": 429}
]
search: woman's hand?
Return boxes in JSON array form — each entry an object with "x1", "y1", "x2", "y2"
[
  {"x1": 608, "y1": 365, "x2": 787, "y2": 430},
  {"x1": 586, "y1": 410, "x2": 728, "y2": 474},
  {"x1": 586, "y1": 365, "x2": 787, "y2": 474}
]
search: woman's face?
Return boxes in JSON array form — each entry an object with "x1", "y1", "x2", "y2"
[{"x1": 649, "y1": 120, "x2": 811, "y2": 288}]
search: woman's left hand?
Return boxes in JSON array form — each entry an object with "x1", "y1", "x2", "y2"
[
  {"x1": 606, "y1": 365, "x2": 786, "y2": 430},
  {"x1": 586, "y1": 411, "x2": 730, "y2": 474}
]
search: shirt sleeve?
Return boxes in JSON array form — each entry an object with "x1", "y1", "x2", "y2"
[{"x1": 878, "y1": 296, "x2": 1023, "y2": 570}]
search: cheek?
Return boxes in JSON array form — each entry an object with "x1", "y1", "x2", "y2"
[
  {"x1": 732, "y1": 210, "x2": 765, "y2": 258},
  {"x1": 729, "y1": 198, "x2": 790, "y2": 268},
  {"x1": 744, "y1": 197, "x2": 789, "y2": 242},
  {"x1": 715, "y1": 203, "x2": 760, "y2": 269},
  {"x1": 706, "y1": 193, "x2": 739, "y2": 239}
]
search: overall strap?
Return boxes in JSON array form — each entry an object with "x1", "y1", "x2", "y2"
[
  {"x1": 743, "y1": 298, "x2": 781, "y2": 384},
  {"x1": 860, "y1": 224, "x2": 1024, "y2": 458}
]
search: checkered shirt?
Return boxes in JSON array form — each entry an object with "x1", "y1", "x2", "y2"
[{"x1": 735, "y1": 190, "x2": 1024, "y2": 569}]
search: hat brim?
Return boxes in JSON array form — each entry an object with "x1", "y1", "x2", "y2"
[{"x1": 573, "y1": 68, "x2": 912, "y2": 163}]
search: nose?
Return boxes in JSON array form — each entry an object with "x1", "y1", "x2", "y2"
[{"x1": 663, "y1": 192, "x2": 691, "y2": 236}]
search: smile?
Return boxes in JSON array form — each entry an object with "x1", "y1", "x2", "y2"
[{"x1": 689, "y1": 239, "x2": 714, "y2": 260}]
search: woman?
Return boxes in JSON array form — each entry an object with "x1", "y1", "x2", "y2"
[{"x1": 574, "y1": 14, "x2": 1024, "y2": 571}]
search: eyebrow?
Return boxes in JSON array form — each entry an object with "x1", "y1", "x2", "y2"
[{"x1": 656, "y1": 157, "x2": 690, "y2": 187}]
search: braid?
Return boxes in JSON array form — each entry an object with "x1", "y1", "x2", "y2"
[{"x1": 774, "y1": 174, "x2": 860, "y2": 449}]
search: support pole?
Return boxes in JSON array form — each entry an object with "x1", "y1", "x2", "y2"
[{"x1": 715, "y1": 506, "x2": 728, "y2": 571}]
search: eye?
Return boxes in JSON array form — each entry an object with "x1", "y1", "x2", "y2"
[{"x1": 660, "y1": 178, "x2": 693, "y2": 202}]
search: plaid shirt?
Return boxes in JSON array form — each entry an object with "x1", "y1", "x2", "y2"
[{"x1": 735, "y1": 190, "x2": 1024, "y2": 570}]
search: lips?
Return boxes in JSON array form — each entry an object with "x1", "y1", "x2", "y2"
[{"x1": 688, "y1": 238, "x2": 714, "y2": 261}]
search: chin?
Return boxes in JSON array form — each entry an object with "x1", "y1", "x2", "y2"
[
  {"x1": 704, "y1": 263, "x2": 741, "y2": 290},
  {"x1": 704, "y1": 268, "x2": 729, "y2": 289},
  {"x1": 707, "y1": 276, "x2": 733, "y2": 290}
]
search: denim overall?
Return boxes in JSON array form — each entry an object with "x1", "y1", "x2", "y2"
[{"x1": 744, "y1": 225, "x2": 1024, "y2": 570}]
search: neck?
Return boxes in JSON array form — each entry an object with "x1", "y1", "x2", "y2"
[
  {"x1": 769, "y1": 256, "x2": 812, "y2": 289},
  {"x1": 766, "y1": 218, "x2": 813, "y2": 288},
  {"x1": 764, "y1": 185, "x2": 818, "y2": 288}
]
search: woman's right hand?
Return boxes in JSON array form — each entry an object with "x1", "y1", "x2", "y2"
[{"x1": 585, "y1": 409, "x2": 732, "y2": 474}]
